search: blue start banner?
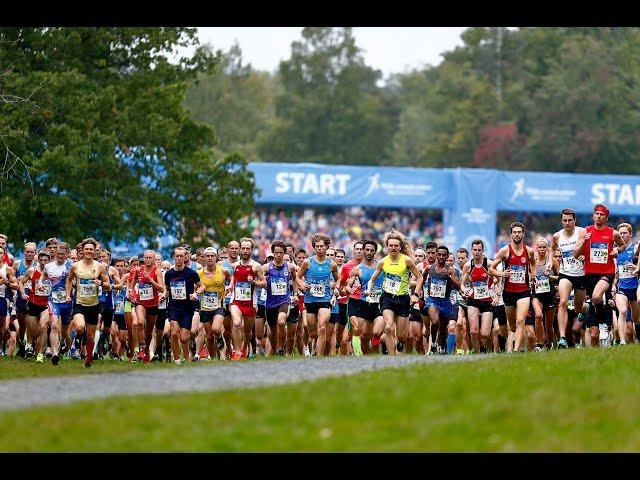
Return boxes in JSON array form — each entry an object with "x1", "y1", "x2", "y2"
[
  {"x1": 248, "y1": 163, "x2": 640, "y2": 253},
  {"x1": 250, "y1": 162, "x2": 453, "y2": 209}
]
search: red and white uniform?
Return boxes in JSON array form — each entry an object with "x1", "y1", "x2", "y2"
[
  {"x1": 340, "y1": 259, "x2": 360, "y2": 303},
  {"x1": 584, "y1": 225, "x2": 616, "y2": 275},
  {"x1": 504, "y1": 244, "x2": 530, "y2": 293},
  {"x1": 135, "y1": 266, "x2": 159, "y2": 308},
  {"x1": 232, "y1": 262, "x2": 257, "y2": 317},
  {"x1": 469, "y1": 258, "x2": 493, "y2": 302}
]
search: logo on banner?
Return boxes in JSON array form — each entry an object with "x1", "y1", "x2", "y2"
[
  {"x1": 509, "y1": 177, "x2": 576, "y2": 203},
  {"x1": 461, "y1": 208, "x2": 491, "y2": 224},
  {"x1": 364, "y1": 174, "x2": 433, "y2": 197},
  {"x1": 510, "y1": 178, "x2": 525, "y2": 202},
  {"x1": 364, "y1": 173, "x2": 381, "y2": 197}
]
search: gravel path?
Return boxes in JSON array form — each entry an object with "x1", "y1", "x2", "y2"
[{"x1": 0, "y1": 355, "x2": 484, "y2": 412}]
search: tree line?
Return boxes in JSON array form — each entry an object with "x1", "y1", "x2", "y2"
[{"x1": 185, "y1": 27, "x2": 640, "y2": 174}]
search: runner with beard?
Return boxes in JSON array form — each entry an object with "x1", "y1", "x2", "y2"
[{"x1": 489, "y1": 223, "x2": 537, "y2": 353}]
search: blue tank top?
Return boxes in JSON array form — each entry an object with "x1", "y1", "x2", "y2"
[
  {"x1": 265, "y1": 262, "x2": 291, "y2": 309},
  {"x1": 99, "y1": 267, "x2": 115, "y2": 309},
  {"x1": 617, "y1": 242, "x2": 638, "y2": 290},
  {"x1": 17, "y1": 259, "x2": 36, "y2": 292},
  {"x1": 224, "y1": 259, "x2": 235, "y2": 306},
  {"x1": 304, "y1": 256, "x2": 333, "y2": 303},
  {"x1": 114, "y1": 287, "x2": 127, "y2": 315},
  {"x1": 450, "y1": 265, "x2": 461, "y2": 306},
  {"x1": 359, "y1": 262, "x2": 383, "y2": 302}
]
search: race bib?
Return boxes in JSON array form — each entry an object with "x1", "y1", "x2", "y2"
[
  {"x1": 590, "y1": 242, "x2": 608, "y2": 264},
  {"x1": 36, "y1": 279, "x2": 52, "y2": 297},
  {"x1": 473, "y1": 281, "x2": 490, "y2": 300},
  {"x1": 449, "y1": 290, "x2": 458, "y2": 305},
  {"x1": 235, "y1": 281, "x2": 252, "y2": 301},
  {"x1": 79, "y1": 278, "x2": 97, "y2": 297},
  {"x1": 51, "y1": 288, "x2": 67, "y2": 303},
  {"x1": 115, "y1": 297, "x2": 125, "y2": 313},
  {"x1": 138, "y1": 283, "x2": 153, "y2": 301},
  {"x1": 202, "y1": 291, "x2": 220, "y2": 310},
  {"x1": 366, "y1": 288, "x2": 381, "y2": 304},
  {"x1": 170, "y1": 280, "x2": 186, "y2": 300},
  {"x1": 383, "y1": 273, "x2": 401, "y2": 295},
  {"x1": 310, "y1": 282, "x2": 326, "y2": 298},
  {"x1": 429, "y1": 278, "x2": 447, "y2": 299},
  {"x1": 535, "y1": 275, "x2": 551, "y2": 294},
  {"x1": 561, "y1": 250, "x2": 581, "y2": 271},
  {"x1": 259, "y1": 288, "x2": 267, "y2": 302},
  {"x1": 509, "y1": 265, "x2": 526, "y2": 284},
  {"x1": 271, "y1": 279, "x2": 287, "y2": 296},
  {"x1": 0, "y1": 284, "x2": 5, "y2": 298},
  {"x1": 619, "y1": 262, "x2": 636, "y2": 279}
]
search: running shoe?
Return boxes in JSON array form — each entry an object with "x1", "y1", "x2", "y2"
[
  {"x1": 534, "y1": 346, "x2": 543, "y2": 352},
  {"x1": 25, "y1": 344, "x2": 34, "y2": 358},
  {"x1": 192, "y1": 354, "x2": 200, "y2": 362},
  {"x1": 216, "y1": 335, "x2": 225, "y2": 350},
  {"x1": 396, "y1": 341, "x2": 404, "y2": 353},
  {"x1": 51, "y1": 354, "x2": 60, "y2": 366},
  {"x1": 36, "y1": 353, "x2": 44, "y2": 363},
  {"x1": 45, "y1": 346, "x2": 53, "y2": 357},
  {"x1": 371, "y1": 336, "x2": 381, "y2": 348},
  {"x1": 456, "y1": 348, "x2": 464, "y2": 355},
  {"x1": 557, "y1": 337, "x2": 568, "y2": 349},
  {"x1": 231, "y1": 351, "x2": 242, "y2": 361},
  {"x1": 303, "y1": 345, "x2": 311, "y2": 357}
]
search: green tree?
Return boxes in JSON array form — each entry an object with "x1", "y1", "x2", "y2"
[
  {"x1": 0, "y1": 27, "x2": 256, "y2": 249},
  {"x1": 259, "y1": 27, "x2": 396, "y2": 165},
  {"x1": 183, "y1": 43, "x2": 278, "y2": 162}
]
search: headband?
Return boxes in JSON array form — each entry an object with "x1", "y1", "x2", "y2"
[{"x1": 594, "y1": 205, "x2": 609, "y2": 216}]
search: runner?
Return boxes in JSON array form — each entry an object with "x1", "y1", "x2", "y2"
[
  {"x1": 454, "y1": 247, "x2": 471, "y2": 355},
  {"x1": 346, "y1": 240, "x2": 384, "y2": 354},
  {"x1": 129, "y1": 250, "x2": 165, "y2": 362},
  {"x1": 39, "y1": 242, "x2": 73, "y2": 365},
  {"x1": 229, "y1": 238, "x2": 266, "y2": 359},
  {"x1": 614, "y1": 223, "x2": 639, "y2": 345},
  {"x1": 65, "y1": 238, "x2": 111, "y2": 368},
  {"x1": 419, "y1": 246, "x2": 460, "y2": 355},
  {"x1": 95, "y1": 249, "x2": 121, "y2": 360},
  {"x1": 531, "y1": 237, "x2": 559, "y2": 351},
  {"x1": 12, "y1": 242, "x2": 37, "y2": 357},
  {"x1": 294, "y1": 248, "x2": 309, "y2": 356},
  {"x1": 461, "y1": 240, "x2": 499, "y2": 353},
  {"x1": 0, "y1": 247, "x2": 18, "y2": 357},
  {"x1": 220, "y1": 241, "x2": 239, "y2": 359},
  {"x1": 408, "y1": 248, "x2": 426, "y2": 354},
  {"x1": 489, "y1": 223, "x2": 536, "y2": 353},
  {"x1": 296, "y1": 233, "x2": 340, "y2": 357},
  {"x1": 19, "y1": 249, "x2": 53, "y2": 363},
  {"x1": 574, "y1": 204, "x2": 625, "y2": 348},
  {"x1": 551, "y1": 208, "x2": 587, "y2": 349},
  {"x1": 339, "y1": 241, "x2": 364, "y2": 355},
  {"x1": 166, "y1": 246, "x2": 203, "y2": 363},
  {"x1": 366, "y1": 230, "x2": 422, "y2": 355},
  {"x1": 195, "y1": 247, "x2": 231, "y2": 361},
  {"x1": 263, "y1": 241, "x2": 296, "y2": 356},
  {"x1": 282, "y1": 252, "x2": 300, "y2": 355}
]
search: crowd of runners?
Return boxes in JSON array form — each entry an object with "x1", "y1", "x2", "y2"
[{"x1": 0, "y1": 203, "x2": 638, "y2": 368}]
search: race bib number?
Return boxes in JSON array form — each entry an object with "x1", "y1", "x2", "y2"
[
  {"x1": 561, "y1": 250, "x2": 581, "y2": 271},
  {"x1": 449, "y1": 290, "x2": 458, "y2": 305},
  {"x1": 383, "y1": 273, "x2": 401, "y2": 295},
  {"x1": 271, "y1": 279, "x2": 287, "y2": 296},
  {"x1": 509, "y1": 265, "x2": 526, "y2": 284},
  {"x1": 259, "y1": 288, "x2": 267, "y2": 302},
  {"x1": 36, "y1": 280, "x2": 52, "y2": 297},
  {"x1": 535, "y1": 275, "x2": 551, "y2": 294},
  {"x1": 0, "y1": 284, "x2": 5, "y2": 298},
  {"x1": 590, "y1": 242, "x2": 608, "y2": 264},
  {"x1": 51, "y1": 289, "x2": 67, "y2": 303},
  {"x1": 310, "y1": 282, "x2": 326, "y2": 298},
  {"x1": 429, "y1": 278, "x2": 447, "y2": 299},
  {"x1": 366, "y1": 288, "x2": 381, "y2": 304},
  {"x1": 619, "y1": 263, "x2": 636, "y2": 279},
  {"x1": 79, "y1": 278, "x2": 97, "y2": 297},
  {"x1": 202, "y1": 291, "x2": 220, "y2": 310},
  {"x1": 138, "y1": 283, "x2": 153, "y2": 301},
  {"x1": 473, "y1": 281, "x2": 490, "y2": 300},
  {"x1": 170, "y1": 280, "x2": 186, "y2": 300},
  {"x1": 235, "y1": 281, "x2": 252, "y2": 301},
  {"x1": 115, "y1": 297, "x2": 125, "y2": 313}
]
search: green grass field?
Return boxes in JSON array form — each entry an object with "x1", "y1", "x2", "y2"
[{"x1": 1, "y1": 345, "x2": 639, "y2": 452}]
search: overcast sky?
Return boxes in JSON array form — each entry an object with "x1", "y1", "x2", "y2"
[{"x1": 196, "y1": 27, "x2": 468, "y2": 79}]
